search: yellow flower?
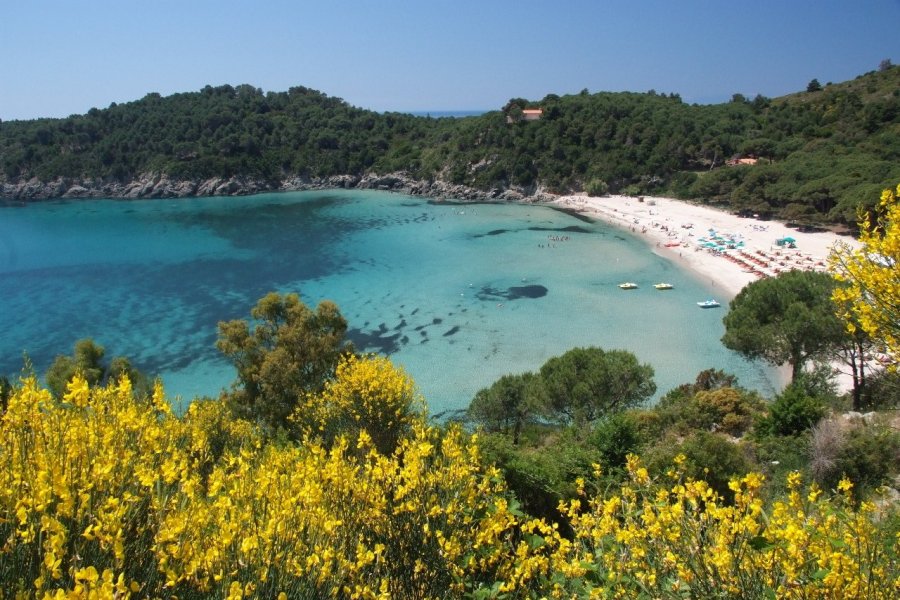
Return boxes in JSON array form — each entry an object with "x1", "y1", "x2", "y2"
[
  {"x1": 63, "y1": 373, "x2": 90, "y2": 408},
  {"x1": 837, "y1": 477, "x2": 854, "y2": 494}
]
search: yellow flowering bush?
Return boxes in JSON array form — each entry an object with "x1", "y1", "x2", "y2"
[
  {"x1": 0, "y1": 372, "x2": 896, "y2": 598},
  {"x1": 831, "y1": 183, "x2": 900, "y2": 362},
  {"x1": 535, "y1": 456, "x2": 899, "y2": 599},
  {"x1": 292, "y1": 354, "x2": 425, "y2": 454}
]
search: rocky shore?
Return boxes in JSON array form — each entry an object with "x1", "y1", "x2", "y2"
[{"x1": 0, "y1": 172, "x2": 555, "y2": 204}]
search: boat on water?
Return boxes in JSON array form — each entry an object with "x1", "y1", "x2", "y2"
[
  {"x1": 618, "y1": 282, "x2": 639, "y2": 289},
  {"x1": 654, "y1": 283, "x2": 674, "y2": 290},
  {"x1": 697, "y1": 299, "x2": 721, "y2": 308}
]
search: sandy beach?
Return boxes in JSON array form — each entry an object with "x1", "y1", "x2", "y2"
[
  {"x1": 550, "y1": 194, "x2": 865, "y2": 392},
  {"x1": 551, "y1": 194, "x2": 861, "y2": 300}
]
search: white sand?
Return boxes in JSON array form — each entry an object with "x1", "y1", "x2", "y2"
[
  {"x1": 550, "y1": 194, "x2": 861, "y2": 299},
  {"x1": 548, "y1": 194, "x2": 864, "y2": 393}
]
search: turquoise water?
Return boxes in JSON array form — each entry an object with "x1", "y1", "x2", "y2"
[{"x1": 0, "y1": 190, "x2": 779, "y2": 415}]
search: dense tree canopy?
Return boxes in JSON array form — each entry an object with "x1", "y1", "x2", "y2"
[
  {"x1": 216, "y1": 291, "x2": 351, "y2": 433},
  {"x1": 45, "y1": 338, "x2": 150, "y2": 399},
  {"x1": 538, "y1": 347, "x2": 656, "y2": 425},
  {"x1": 722, "y1": 271, "x2": 847, "y2": 380},
  {"x1": 467, "y1": 372, "x2": 541, "y2": 444},
  {"x1": 2, "y1": 67, "x2": 899, "y2": 226}
]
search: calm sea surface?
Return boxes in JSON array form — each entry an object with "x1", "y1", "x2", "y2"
[{"x1": 0, "y1": 190, "x2": 779, "y2": 415}]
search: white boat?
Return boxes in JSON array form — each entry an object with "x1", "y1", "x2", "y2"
[
  {"x1": 697, "y1": 299, "x2": 720, "y2": 308},
  {"x1": 618, "y1": 282, "x2": 638, "y2": 289},
  {"x1": 654, "y1": 283, "x2": 674, "y2": 290}
]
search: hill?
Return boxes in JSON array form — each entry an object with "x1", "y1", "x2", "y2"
[{"x1": 1, "y1": 67, "x2": 898, "y2": 225}]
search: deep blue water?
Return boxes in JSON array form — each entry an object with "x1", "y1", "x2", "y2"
[{"x1": 0, "y1": 190, "x2": 779, "y2": 415}]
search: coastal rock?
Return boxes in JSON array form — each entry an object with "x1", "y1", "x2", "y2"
[
  {"x1": 63, "y1": 185, "x2": 91, "y2": 198},
  {"x1": 0, "y1": 170, "x2": 558, "y2": 205}
]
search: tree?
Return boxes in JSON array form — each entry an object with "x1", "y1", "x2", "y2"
[
  {"x1": 46, "y1": 338, "x2": 105, "y2": 398},
  {"x1": 830, "y1": 184, "x2": 900, "y2": 363},
  {"x1": 806, "y1": 79, "x2": 822, "y2": 92},
  {"x1": 722, "y1": 271, "x2": 846, "y2": 381},
  {"x1": 467, "y1": 372, "x2": 541, "y2": 444},
  {"x1": 216, "y1": 291, "x2": 351, "y2": 432},
  {"x1": 538, "y1": 347, "x2": 655, "y2": 426},
  {"x1": 827, "y1": 298, "x2": 878, "y2": 411},
  {"x1": 0, "y1": 376, "x2": 10, "y2": 413},
  {"x1": 45, "y1": 338, "x2": 150, "y2": 399}
]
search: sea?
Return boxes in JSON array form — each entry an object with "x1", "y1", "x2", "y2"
[{"x1": 0, "y1": 190, "x2": 780, "y2": 416}]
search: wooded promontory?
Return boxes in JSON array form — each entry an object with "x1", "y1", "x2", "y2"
[{"x1": 2, "y1": 66, "x2": 898, "y2": 226}]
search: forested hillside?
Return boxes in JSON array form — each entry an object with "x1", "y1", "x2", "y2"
[{"x1": 2, "y1": 66, "x2": 898, "y2": 225}]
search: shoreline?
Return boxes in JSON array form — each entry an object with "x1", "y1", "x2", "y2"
[
  {"x1": 548, "y1": 193, "x2": 861, "y2": 301},
  {"x1": 2, "y1": 179, "x2": 867, "y2": 394},
  {"x1": 547, "y1": 193, "x2": 864, "y2": 393}
]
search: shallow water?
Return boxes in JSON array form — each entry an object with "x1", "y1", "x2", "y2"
[{"x1": 0, "y1": 190, "x2": 779, "y2": 415}]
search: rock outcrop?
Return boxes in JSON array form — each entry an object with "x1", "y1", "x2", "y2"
[{"x1": 0, "y1": 172, "x2": 557, "y2": 205}]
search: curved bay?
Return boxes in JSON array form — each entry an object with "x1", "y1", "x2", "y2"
[{"x1": 0, "y1": 190, "x2": 779, "y2": 413}]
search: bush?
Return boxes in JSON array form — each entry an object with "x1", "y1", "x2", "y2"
[
  {"x1": 679, "y1": 432, "x2": 758, "y2": 501},
  {"x1": 645, "y1": 431, "x2": 756, "y2": 502},
  {"x1": 2, "y1": 375, "x2": 897, "y2": 598},
  {"x1": 754, "y1": 432, "x2": 812, "y2": 495},
  {"x1": 756, "y1": 383, "x2": 828, "y2": 437},
  {"x1": 589, "y1": 412, "x2": 642, "y2": 471},
  {"x1": 812, "y1": 417, "x2": 900, "y2": 496},
  {"x1": 585, "y1": 178, "x2": 609, "y2": 197},
  {"x1": 656, "y1": 385, "x2": 764, "y2": 437},
  {"x1": 860, "y1": 367, "x2": 900, "y2": 410},
  {"x1": 479, "y1": 429, "x2": 601, "y2": 528}
]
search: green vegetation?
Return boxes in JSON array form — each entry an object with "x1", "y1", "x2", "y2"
[
  {"x1": 471, "y1": 250, "x2": 900, "y2": 523},
  {"x1": 4, "y1": 265, "x2": 900, "y2": 596},
  {"x1": 45, "y1": 338, "x2": 151, "y2": 399},
  {"x1": 3, "y1": 67, "x2": 899, "y2": 227},
  {"x1": 3, "y1": 186, "x2": 898, "y2": 595},
  {"x1": 215, "y1": 291, "x2": 352, "y2": 435},
  {"x1": 722, "y1": 270, "x2": 846, "y2": 381},
  {"x1": 538, "y1": 347, "x2": 655, "y2": 425}
]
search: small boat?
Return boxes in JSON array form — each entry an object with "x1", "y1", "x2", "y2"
[
  {"x1": 618, "y1": 282, "x2": 638, "y2": 289},
  {"x1": 697, "y1": 299, "x2": 720, "y2": 308},
  {"x1": 654, "y1": 283, "x2": 674, "y2": 290}
]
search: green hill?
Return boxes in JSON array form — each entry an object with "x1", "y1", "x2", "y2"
[{"x1": 2, "y1": 67, "x2": 898, "y2": 226}]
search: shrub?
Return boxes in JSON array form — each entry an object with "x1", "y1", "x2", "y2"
[
  {"x1": 2, "y1": 374, "x2": 897, "y2": 598},
  {"x1": 585, "y1": 178, "x2": 609, "y2": 197},
  {"x1": 811, "y1": 417, "x2": 900, "y2": 496},
  {"x1": 676, "y1": 432, "x2": 757, "y2": 501},
  {"x1": 757, "y1": 383, "x2": 828, "y2": 437},
  {"x1": 860, "y1": 367, "x2": 900, "y2": 410},
  {"x1": 556, "y1": 462, "x2": 898, "y2": 599},
  {"x1": 656, "y1": 385, "x2": 764, "y2": 437},
  {"x1": 589, "y1": 412, "x2": 642, "y2": 470},
  {"x1": 291, "y1": 354, "x2": 425, "y2": 455},
  {"x1": 810, "y1": 418, "x2": 845, "y2": 485},
  {"x1": 480, "y1": 429, "x2": 601, "y2": 527}
]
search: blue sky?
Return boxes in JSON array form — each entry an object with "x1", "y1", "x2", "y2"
[{"x1": 1, "y1": 0, "x2": 898, "y2": 121}]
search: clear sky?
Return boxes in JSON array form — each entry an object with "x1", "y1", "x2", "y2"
[{"x1": 1, "y1": 0, "x2": 898, "y2": 121}]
